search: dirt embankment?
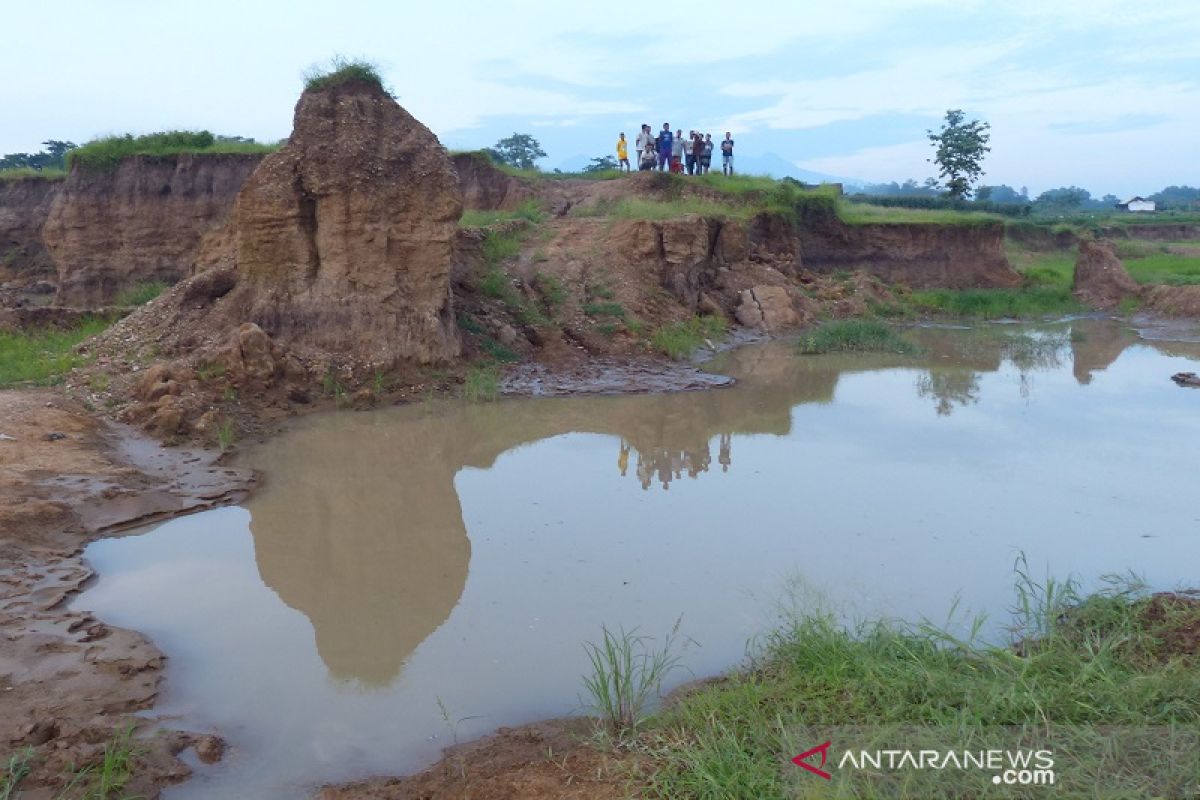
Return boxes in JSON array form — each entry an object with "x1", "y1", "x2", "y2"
[
  {"x1": 451, "y1": 152, "x2": 540, "y2": 212},
  {"x1": 0, "y1": 390, "x2": 252, "y2": 797},
  {"x1": 800, "y1": 217, "x2": 1021, "y2": 288},
  {"x1": 41, "y1": 153, "x2": 262, "y2": 307},
  {"x1": 0, "y1": 177, "x2": 61, "y2": 305}
]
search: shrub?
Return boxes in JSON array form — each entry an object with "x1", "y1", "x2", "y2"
[{"x1": 303, "y1": 56, "x2": 387, "y2": 93}]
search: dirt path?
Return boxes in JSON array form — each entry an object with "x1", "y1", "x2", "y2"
[{"x1": 0, "y1": 389, "x2": 252, "y2": 797}]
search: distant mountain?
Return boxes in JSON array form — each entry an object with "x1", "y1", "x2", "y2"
[{"x1": 733, "y1": 152, "x2": 861, "y2": 186}]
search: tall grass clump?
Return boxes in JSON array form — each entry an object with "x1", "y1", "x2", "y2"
[
  {"x1": 68, "y1": 131, "x2": 276, "y2": 171},
  {"x1": 639, "y1": 565, "x2": 1200, "y2": 799},
  {"x1": 302, "y1": 56, "x2": 387, "y2": 93},
  {"x1": 582, "y1": 619, "x2": 686, "y2": 737},
  {"x1": 907, "y1": 286, "x2": 1082, "y2": 318},
  {"x1": 797, "y1": 320, "x2": 921, "y2": 355},
  {"x1": 0, "y1": 318, "x2": 110, "y2": 388},
  {"x1": 464, "y1": 364, "x2": 500, "y2": 402},
  {"x1": 651, "y1": 315, "x2": 726, "y2": 360},
  {"x1": 54, "y1": 726, "x2": 140, "y2": 800},
  {"x1": 1, "y1": 749, "x2": 31, "y2": 800},
  {"x1": 114, "y1": 280, "x2": 167, "y2": 307}
]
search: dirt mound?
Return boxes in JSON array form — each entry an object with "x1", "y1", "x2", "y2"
[
  {"x1": 1072, "y1": 239, "x2": 1141, "y2": 309},
  {"x1": 1144, "y1": 284, "x2": 1200, "y2": 317}
]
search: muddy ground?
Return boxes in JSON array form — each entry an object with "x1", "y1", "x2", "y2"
[{"x1": 0, "y1": 390, "x2": 251, "y2": 797}]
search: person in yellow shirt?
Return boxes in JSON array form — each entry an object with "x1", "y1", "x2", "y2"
[{"x1": 616, "y1": 133, "x2": 630, "y2": 172}]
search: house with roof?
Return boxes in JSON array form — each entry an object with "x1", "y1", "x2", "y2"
[{"x1": 1115, "y1": 196, "x2": 1156, "y2": 212}]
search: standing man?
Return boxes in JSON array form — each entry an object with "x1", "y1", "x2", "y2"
[
  {"x1": 683, "y1": 130, "x2": 696, "y2": 175},
  {"x1": 701, "y1": 133, "x2": 714, "y2": 174},
  {"x1": 671, "y1": 129, "x2": 684, "y2": 173},
  {"x1": 616, "y1": 132, "x2": 630, "y2": 172},
  {"x1": 721, "y1": 132, "x2": 735, "y2": 176},
  {"x1": 635, "y1": 124, "x2": 652, "y2": 155},
  {"x1": 656, "y1": 123, "x2": 673, "y2": 172}
]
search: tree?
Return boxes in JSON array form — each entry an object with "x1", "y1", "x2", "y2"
[
  {"x1": 1035, "y1": 186, "x2": 1090, "y2": 209},
  {"x1": 0, "y1": 139, "x2": 77, "y2": 171},
  {"x1": 926, "y1": 109, "x2": 991, "y2": 200},
  {"x1": 581, "y1": 155, "x2": 617, "y2": 173},
  {"x1": 485, "y1": 133, "x2": 546, "y2": 171}
]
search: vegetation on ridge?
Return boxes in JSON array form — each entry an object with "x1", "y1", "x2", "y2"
[
  {"x1": 302, "y1": 56, "x2": 389, "y2": 94},
  {"x1": 67, "y1": 131, "x2": 275, "y2": 172}
]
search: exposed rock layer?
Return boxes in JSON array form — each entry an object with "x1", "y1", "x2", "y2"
[{"x1": 42, "y1": 154, "x2": 262, "y2": 306}]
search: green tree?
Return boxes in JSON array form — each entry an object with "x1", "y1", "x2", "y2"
[
  {"x1": 582, "y1": 155, "x2": 617, "y2": 173},
  {"x1": 1035, "y1": 186, "x2": 1090, "y2": 209},
  {"x1": 926, "y1": 109, "x2": 991, "y2": 200},
  {"x1": 485, "y1": 133, "x2": 547, "y2": 170}
]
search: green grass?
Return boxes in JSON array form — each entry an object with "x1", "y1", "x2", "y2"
[
  {"x1": 1123, "y1": 252, "x2": 1200, "y2": 285},
  {"x1": 2, "y1": 749, "x2": 31, "y2": 800},
  {"x1": 460, "y1": 200, "x2": 546, "y2": 228},
  {"x1": 0, "y1": 167, "x2": 67, "y2": 182},
  {"x1": 216, "y1": 418, "x2": 236, "y2": 451},
  {"x1": 797, "y1": 320, "x2": 921, "y2": 355},
  {"x1": 302, "y1": 56, "x2": 387, "y2": 93},
  {"x1": 651, "y1": 316, "x2": 726, "y2": 359},
  {"x1": 464, "y1": 364, "x2": 500, "y2": 402},
  {"x1": 114, "y1": 280, "x2": 167, "y2": 307},
  {"x1": 905, "y1": 287, "x2": 1083, "y2": 319},
  {"x1": 68, "y1": 131, "x2": 275, "y2": 172},
  {"x1": 584, "y1": 301, "x2": 626, "y2": 319},
  {"x1": 839, "y1": 202, "x2": 1003, "y2": 226},
  {"x1": 575, "y1": 196, "x2": 750, "y2": 221},
  {"x1": 636, "y1": 569, "x2": 1200, "y2": 799},
  {"x1": 53, "y1": 725, "x2": 140, "y2": 800},
  {"x1": 582, "y1": 619, "x2": 686, "y2": 738},
  {"x1": 0, "y1": 318, "x2": 110, "y2": 388}
]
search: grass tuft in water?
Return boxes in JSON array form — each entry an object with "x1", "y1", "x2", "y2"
[
  {"x1": 797, "y1": 320, "x2": 920, "y2": 355},
  {"x1": 582, "y1": 619, "x2": 686, "y2": 738}
]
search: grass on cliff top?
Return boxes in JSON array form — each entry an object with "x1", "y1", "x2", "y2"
[
  {"x1": 634, "y1": 568, "x2": 1200, "y2": 799},
  {"x1": 797, "y1": 320, "x2": 921, "y2": 355},
  {"x1": 0, "y1": 317, "x2": 111, "y2": 388},
  {"x1": 0, "y1": 166, "x2": 68, "y2": 182},
  {"x1": 68, "y1": 131, "x2": 276, "y2": 171},
  {"x1": 839, "y1": 200, "x2": 1003, "y2": 226},
  {"x1": 302, "y1": 56, "x2": 388, "y2": 93}
]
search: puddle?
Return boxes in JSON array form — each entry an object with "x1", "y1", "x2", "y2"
[{"x1": 77, "y1": 319, "x2": 1200, "y2": 799}]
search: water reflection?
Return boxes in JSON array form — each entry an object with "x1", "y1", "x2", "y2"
[{"x1": 239, "y1": 318, "x2": 1200, "y2": 685}]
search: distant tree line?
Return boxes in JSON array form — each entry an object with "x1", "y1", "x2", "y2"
[{"x1": 0, "y1": 140, "x2": 77, "y2": 172}]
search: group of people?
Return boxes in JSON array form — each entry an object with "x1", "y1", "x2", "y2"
[{"x1": 615, "y1": 123, "x2": 735, "y2": 176}]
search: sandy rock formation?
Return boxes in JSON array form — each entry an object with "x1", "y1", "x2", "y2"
[
  {"x1": 1072, "y1": 239, "x2": 1141, "y2": 309},
  {"x1": 225, "y1": 79, "x2": 462, "y2": 366},
  {"x1": 42, "y1": 154, "x2": 261, "y2": 307},
  {"x1": 735, "y1": 285, "x2": 803, "y2": 331}
]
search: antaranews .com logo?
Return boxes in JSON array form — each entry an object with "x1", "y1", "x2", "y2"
[{"x1": 793, "y1": 741, "x2": 1055, "y2": 787}]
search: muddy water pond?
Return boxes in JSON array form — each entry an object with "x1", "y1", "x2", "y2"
[{"x1": 78, "y1": 319, "x2": 1200, "y2": 799}]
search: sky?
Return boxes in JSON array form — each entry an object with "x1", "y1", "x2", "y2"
[{"x1": 2, "y1": 0, "x2": 1196, "y2": 197}]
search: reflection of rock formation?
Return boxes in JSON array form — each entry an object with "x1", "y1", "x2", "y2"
[
  {"x1": 245, "y1": 413, "x2": 471, "y2": 687},
  {"x1": 1070, "y1": 321, "x2": 1139, "y2": 385},
  {"x1": 241, "y1": 321, "x2": 1173, "y2": 684}
]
